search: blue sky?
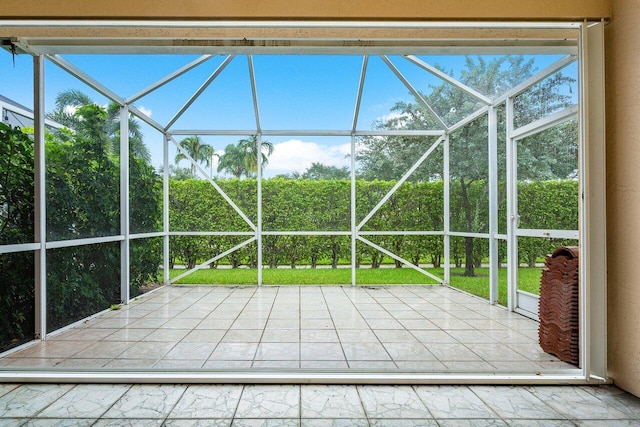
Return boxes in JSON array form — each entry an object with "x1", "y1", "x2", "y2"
[{"x1": 0, "y1": 51, "x2": 576, "y2": 177}]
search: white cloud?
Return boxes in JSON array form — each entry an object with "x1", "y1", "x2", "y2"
[
  {"x1": 63, "y1": 105, "x2": 77, "y2": 115},
  {"x1": 378, "y1": 112, "x2": 405, "y2": 122},
  {"x1": 138, "y1": 106, "x2": 152, "y2": 117},
  {"x1": 376, "y1": 111, "x2": 410, "y2": 128},
  {"x1": 265, "y1": 139, "x2": 351, "y2": 177}
]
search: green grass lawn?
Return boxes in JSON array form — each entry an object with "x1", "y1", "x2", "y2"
[{"x1": 167, "y1": 266, "x2": 543, "y2": 306}]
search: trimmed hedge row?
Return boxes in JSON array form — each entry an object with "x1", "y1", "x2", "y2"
[{"x1": 169, "y1": 178, "x2": 579, "y2": 269}]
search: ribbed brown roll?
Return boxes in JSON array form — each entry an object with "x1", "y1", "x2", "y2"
[{"x1": 538, "y1": 246, "x2": 580, "y2": 366}]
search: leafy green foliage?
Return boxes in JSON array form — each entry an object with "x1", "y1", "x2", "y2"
[
  {"x1": 44, "y1": 103, "x2": 162, "y2": 332},
  {"x1": 169, "y1": 178, "x2": 577, "y2": 272},
  {"x1": 298, "y1": 163, "x2": 350, "y2": 180},
  {"x1": 174, "y1": 135, "x2": 215, "y2": 178},
  {"x1": 0, "y1": 123, "x2": 35, "y2": 351},
  {"x1": 0, "y1": 99, "x2": 162, "y2": 347},
  {"x1": 356, "y1": 55, "x2": 577, "y2": 276},
  {"x1": 217, "y1": 135, "x2": 274, "y2": 178},
  {"x1": 47, "y1": 89, "x2": 150, "y2": 161}
]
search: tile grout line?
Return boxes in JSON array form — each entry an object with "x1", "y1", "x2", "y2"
[
  {"x1": 93, "y1": 384, "x2": 134, "y2": 422},
  {"x1": 29, "y1": 383, "x2": 77, "y2": 419},
  {"x1": 205, "y1": 286, "x2": 254, "y2": 367},
  {"x1": 323, "y1": 286, "x2": 349, "y2": 366},
  {"x1": 250, "y1": 286, "x2": 278, "y2": 367},
  {"x1": 229, "y1": 383, "x2": 246, "y2": 424},
  {"x1": 347, "y1": 285, "x2": 399, "y2": 369},
  {"x1": 163, "y1": 383, "x2": 190, "y2": 423}
]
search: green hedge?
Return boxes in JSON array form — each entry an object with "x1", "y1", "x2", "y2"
[{"x1": 169, "y1": 178, "x2": 578, "y2": 269}]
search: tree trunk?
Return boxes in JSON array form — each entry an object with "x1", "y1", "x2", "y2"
[
  {"x1": 460, "y1": 179, "x2": 476, "y2": 277},
  {"x1": 464, "y1": 236, "x2": 475, "y2": 276}
]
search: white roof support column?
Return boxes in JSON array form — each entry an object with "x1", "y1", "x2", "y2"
[
  {"x1": 488, "y1": 106, "x2": 499, "y2": 305},
  {"x1": 505, "y1": 96, "x2": 518, "y2": 312},
  {"x1": 33, "y1": 54, "x2": 47, "y2": 340},
  {"x1": 163, "y1": 134, "x2": 170, "y2": 285},
  {"x1": 249, "y1": 54, "x2": 264, "y2": 286},
  {"x1": 257, "y1": 132, "x2": 263, "y2": 287},
  {"x1": 443, "y1": 134, "x2": 450, "y2": 285},
  {"x1": 350, "y1": 133, "x2": 357, "y2": 287},
  {"x1": 120, "y1": 105, "x2": 130, "y2": 304},
  {"x1": 350, "y1": 55, "x2": 368, "y2": 286}
]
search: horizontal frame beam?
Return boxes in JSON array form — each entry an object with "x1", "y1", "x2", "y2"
[
  {"x1": 0, "y1": 243, "x2": 40, "y2": 254},
  {"x1": 129, "y1": 232, "x2": 165, "y2": 240},
  {"x1": 45, "y1": 235, "x2": 124, "y2": 250},
  {"x1": 168, "y1": 231, "x2": 255, "y2": 237},
  {"x1": 515, "y1": 228, "x2": 579, "y2": 239},
  {"x1": 0, "y1": 371, "x2": 595, "y2": 385},
  {"x1": 168, "y1": 129, "x2": 446, "y2": 137}
]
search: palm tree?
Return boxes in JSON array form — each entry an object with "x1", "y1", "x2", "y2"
[
  {"x1": 106, "y1": 103, "x2": 150, "y2": 162},
  {"x1": 46, "y1": 89, "x2": 93, "y2": 129},
  {"x1": 47, "y1": 89, "x2": 151, "y2": 161},
  {"x1": 217, "y1": 135, "x2": 274, "y2": 178},
  {"x1": 216, "y1": 143, "x2": 247, "y2": 178},
  {"x1": 174, "y1": 136, "x2": 216, "y2": 178},
  {"x1": 238, "y1": 135, "x2": 275, "y2": 176}
]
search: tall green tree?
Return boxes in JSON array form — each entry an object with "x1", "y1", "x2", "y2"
[
  {"x1": 357, "y1": 55, "x2": 576, "y2": 276},
  {"x1": 0, "y1": 123, "x2": 35, "y2": 351},
  {"x1": 174, "y1": 135, "x2": 216, "y2": 178},
  {"x1": 301, "y1": 162, "x2": 350, "y2": 180},
  {"x1": 217, "y1": 143, "x2": 248, "y2": 178},
  {"x1": 217, "y1": 135, "x2": 274, "y2": 178},
  {"x1": 46, "y1": 89, "x2": 151, "y2": 161}
]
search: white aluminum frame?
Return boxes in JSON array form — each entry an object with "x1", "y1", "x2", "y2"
[{"x1": 0, "y1": 20, "x2": 607, "y2": 384}]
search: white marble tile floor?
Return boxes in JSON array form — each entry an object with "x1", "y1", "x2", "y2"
[
  {"x1": 0, "y1": 384, "x2": 636, "y2": 425},
  {"x1": 2, "y1": 285, "x2": 580, "y2": 373}
]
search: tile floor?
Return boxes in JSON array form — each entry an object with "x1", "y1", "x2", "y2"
[
  {"x1": 2, "y1": 285, "x2": 576, "y2": 373},
  {"x1": 0, "y1": 383, "x2": 638, "y2": 425}
]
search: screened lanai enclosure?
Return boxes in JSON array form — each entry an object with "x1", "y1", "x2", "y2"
[{"x1": 0, "y1": 21, "x2": 606, "y2": 382}]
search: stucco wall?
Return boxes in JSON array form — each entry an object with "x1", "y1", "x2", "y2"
[
  {"x1": 606, "y1": 0, "x2": 640, "y2": 397},
  {"x1": 0, "y1": 0, "x2": 610, "y2": 20}
]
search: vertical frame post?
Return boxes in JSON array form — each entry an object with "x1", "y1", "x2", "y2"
[
  {"x1": 257, "y1": 133, "x2": 263, "y2": 286},
  {"x1": 443, "y1": 135, "x2": 450, "y2": 285},
  {"x1": 120, "y1": 106, "x2": 130, "y2": 304},
  {"x1": 33, "y1": 54, "x2": 47, "y2": 340},
  {"x1": 163, "y1": 134, "x2": 170, "y2": 284},
  {"x1": 351, "y1": 134, "x2": 357, "y2": 286},
  {"x1": 579, "y1": 21, "x2": 607, "y2": 381},
  {"x1": 488, "y1": 107, "x2": 499, "y2": 304},
  {"x1": 505, "y1": 97, "x2": 518, "y2": 312}
]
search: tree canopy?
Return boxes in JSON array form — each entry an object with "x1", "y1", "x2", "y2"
[
  {"x1": 46, "y1": 89, "x2": 151, "y2": 162},
  {"x1": 217, "y1": 135, "x2": 274, "y2": 178},
  {"x1": 356, "y1": 55, "x2": 578, "y2": 276},
  {"x1": 174, "y1": 135, "x2": 216, "y2": 178}
]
